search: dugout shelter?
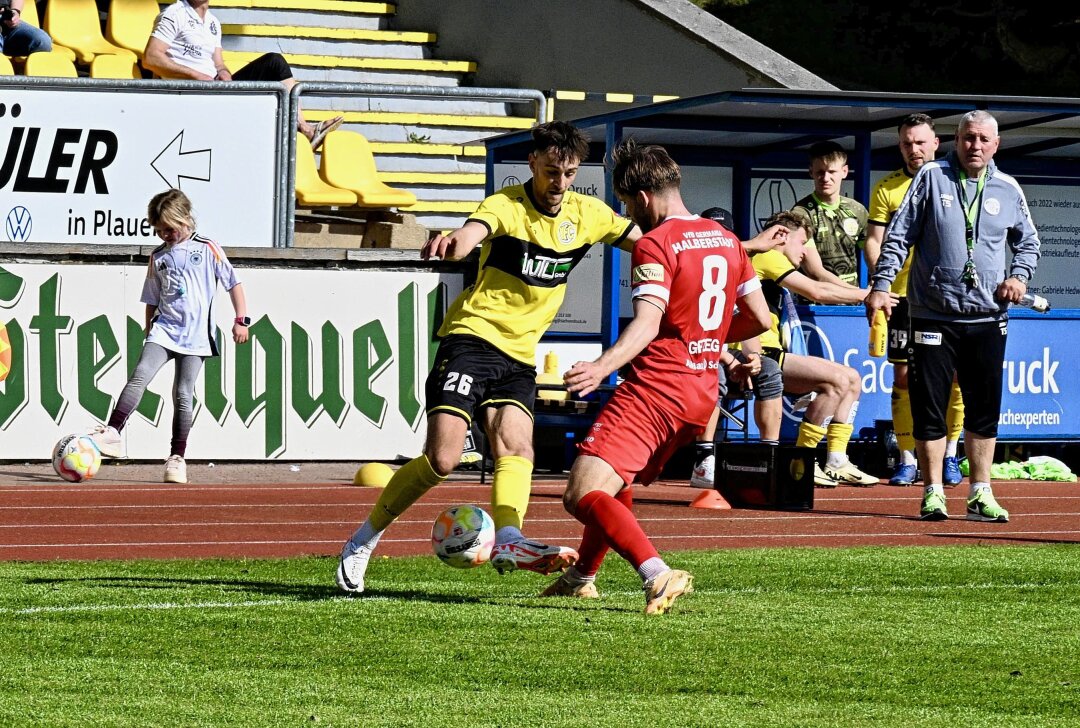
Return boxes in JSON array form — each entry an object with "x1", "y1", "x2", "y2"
[{"x1": 483, "y1": 88, "x2": 1080, "y2": 443}]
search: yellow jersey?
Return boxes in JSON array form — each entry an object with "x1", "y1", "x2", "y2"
[
  {"x1": 439, "y1": 181, "x2": 633, "y2": 364},
  {"x1": 868, "y1": 168, "x2": 914, "y2": 295},
  {"x1": 749, "y1": 248, "x2": 799, "y2": 350}
]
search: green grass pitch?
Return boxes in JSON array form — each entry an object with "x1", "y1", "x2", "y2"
[{"x1": 1, "y1": 546, "x2": 1078, "y2": 727}]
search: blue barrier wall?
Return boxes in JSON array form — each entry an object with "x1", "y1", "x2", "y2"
[{"x1": 769, "y1": 306, "x2": 1078, "y2": 441}]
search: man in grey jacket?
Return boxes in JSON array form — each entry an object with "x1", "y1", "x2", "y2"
[{"x1": 865, "y1": 110, "x2": 1041, "y2": 523}]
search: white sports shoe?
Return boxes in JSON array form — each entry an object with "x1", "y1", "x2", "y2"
[
  {"x1": 88, "y1": 424, "x2": 124, "y2": 458},
  {"x1": 690, "y1": 454, "x2": 715, "y2": 488},
  {"x1": 336, "y1": 544, "x2": 373, "y2": 594},
  {"x1": 163, "y1": 455, "x2": 187, "y2": 484}
]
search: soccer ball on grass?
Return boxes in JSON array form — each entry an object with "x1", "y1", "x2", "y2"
[
  {"x1": 52, "y1": 434, "x2": 102, "y2": 483},
  {"x1": 431, "y1": 504, "x2": 495, "y2": 569}
]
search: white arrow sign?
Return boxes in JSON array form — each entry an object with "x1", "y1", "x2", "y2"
[{"x1": 151, "y1": 130, "x2": 212, "y2": 189}]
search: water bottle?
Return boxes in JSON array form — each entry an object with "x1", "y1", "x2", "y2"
[
  {"x1": 868, "y1": 309, "x2": 887, "y2": 357},
  {"x1": 1016, "y1": 293, "x2": 1051, "y2": 313}
]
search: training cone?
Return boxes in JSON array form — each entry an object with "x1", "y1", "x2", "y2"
[
  {"x1": 689, "y1": 489, "x2": 732, "y2": 510},
  {"x1": 353, "y1": 462, "x2": 394, "y2": 488}
]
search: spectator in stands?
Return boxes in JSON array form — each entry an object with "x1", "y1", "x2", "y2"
[
  {"x1": 0, "y1": 0, "x2": 53, "y2": 57},
  {"x1": 792, "y1": 141, "x2": 869, "y2": 288},
  {"x1": 746, "y1": 211, "x2": 888, "y2": 487},
  {"x1": 143, "y1": 0, "x2": 343, "y2": 149},
  {"x1": 541, "y1": 139, "x2": 770, "y2": 611},
  {"x1": 690, "y1": 206, "x2": 787, "y2": 488},
  {"x1": 335, "y1": 121, "x2": 642, "y2": 595},
  {"x1": 867, "y1": 110, "x2": 1041, "y2": 523},
  {"x1": 863, "y1": 113, "x2": 966, "y2": 488}
]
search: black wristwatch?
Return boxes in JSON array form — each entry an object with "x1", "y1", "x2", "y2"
[{"x1": 234, "y1": 316, "x2": 251, "y2": 326}]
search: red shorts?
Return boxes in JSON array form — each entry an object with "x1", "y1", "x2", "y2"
[{"x1": 577, "y1": 380, "x2": 704, "y2": 487}]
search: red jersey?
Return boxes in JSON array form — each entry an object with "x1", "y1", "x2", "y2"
[{"x1": 624, "y1": 215, "x2": 759, "y2": 424}]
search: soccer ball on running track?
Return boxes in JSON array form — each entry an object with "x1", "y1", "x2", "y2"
[
  {"x1": 431, "y1": 504, "x2": 496, "y2": 569},
  {"x1": 52, "y1": 434, "x2": 102, "y2": 483}
]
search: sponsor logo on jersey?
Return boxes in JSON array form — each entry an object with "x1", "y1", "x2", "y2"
[
  {"x1": 939, "y1": 193, "x2": 954, "y2": 209},
  {"x1": 632, "y1": 264, "x2": 664, "y2": 283},
  {"x1": 913, "y1": 331, "x2": 942, "y2": 345}
]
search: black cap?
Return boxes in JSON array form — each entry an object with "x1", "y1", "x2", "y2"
[{"x1": 700, "y1": 207, "x2": 735, "y2": 232}]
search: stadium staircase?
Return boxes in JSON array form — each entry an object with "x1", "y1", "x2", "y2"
[{"x1": 211, "y1": 0, "x2": 536, "y2": 232}]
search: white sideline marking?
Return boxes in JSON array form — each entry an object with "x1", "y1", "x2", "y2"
[
  {"x1": 3, "y1": 580, "x2": 1073, "y2": 616},
  {"x1": 0, "y1": 599, "x2": 289, "y2": 615}
]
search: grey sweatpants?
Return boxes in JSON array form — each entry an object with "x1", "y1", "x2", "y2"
[{"x1": 107, "y1": 342, "x2": 205, "y2": 457}]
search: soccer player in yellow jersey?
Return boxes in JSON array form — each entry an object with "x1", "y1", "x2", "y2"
[
  {"x1": 336, "y1": 121, "x2": 641, "y2": 593},
  {"x1": 747, "y1": 212, "x2": 894, "y2": 487},
  {"x1": 864, "y1": 113, "x2": 965, "y2": 487}
]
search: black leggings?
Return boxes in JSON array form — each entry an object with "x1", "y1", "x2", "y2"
[
  {"x1": 232, "y1": 53, "x2": 293, "y2": 82},
  {"x1": 909, "y1": 317, "x2": 1007, "y2": 440}
]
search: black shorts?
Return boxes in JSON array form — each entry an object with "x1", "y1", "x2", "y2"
[
  {"x1": 424, "y1": 335, "x2": 536, "y2": 424},
  {"x1": 909, "y1": 317, "x2": 1007, "y2": 440},
  {"x1": 887, "y1": 297, "x2": 911, "y2": 364}
]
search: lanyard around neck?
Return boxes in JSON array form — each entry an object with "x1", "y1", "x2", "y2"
[{"x1": 957, "y1": 169, "x2": 986, "y2": 244}]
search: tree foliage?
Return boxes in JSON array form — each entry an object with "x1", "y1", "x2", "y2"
[{"x1": 704, "y1": 0, "x2": 1080, "y2": 95}]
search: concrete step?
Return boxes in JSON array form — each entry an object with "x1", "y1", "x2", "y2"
[
  {"x1": 365, "y1": 154, "x2": 485, "y2": 175},
  {"x1": 278, "y1": 62, "x2": 467, "y2": 87},
  {"x1": 221, "y1": 32, "x2": 430, "y2": 60},
  {"x1": 209, "y1": 1, "x2": 394, "y2": 30},
  {"x1": 302, "y1": 94, "x2": 514, "y2": 118},
  {"x1": 303, "y1": 110, "x2": 531, "y2": 146}
]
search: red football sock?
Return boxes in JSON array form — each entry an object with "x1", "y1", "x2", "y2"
[
  {"x1": 574, "y1": 489, "x2": 658, "y2": 570},
  {"x1": 573, "y1": 487, "x2": 633, "y2": 577}
]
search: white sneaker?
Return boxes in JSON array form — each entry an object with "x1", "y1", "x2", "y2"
[
  {"x1": 88, "y1": 424, "x2": 123, "y2": 458},
  {"x1": 690, "y1": 454, "x2": 715, "y2": 488},
  {"x1": 336, "y1": 543, "x2": 373, "y2": 594},
  {"x1": 163, "y1": 455, "x2": 187, "y2": 484}
]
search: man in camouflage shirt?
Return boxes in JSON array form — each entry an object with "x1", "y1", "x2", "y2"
[{"x1": 792, "y1": 141, "x2": 868, "y2": 287}]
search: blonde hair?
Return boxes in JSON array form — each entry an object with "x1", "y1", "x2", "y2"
[{"x1": 147, "y1": 189, "x2": 195, "y2": 231}]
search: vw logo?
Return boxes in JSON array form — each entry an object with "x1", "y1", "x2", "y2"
[{"x1": 5, "y1": 206, "x2": 32, "y2": 243}]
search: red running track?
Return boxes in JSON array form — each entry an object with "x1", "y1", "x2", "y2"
[{"x1": 2, "y1": 471, "x2": 1078, "y2": 561}]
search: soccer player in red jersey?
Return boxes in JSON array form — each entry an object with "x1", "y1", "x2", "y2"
[{"x1": 542, "y1": 140, "x2": 773, "y2": 614}]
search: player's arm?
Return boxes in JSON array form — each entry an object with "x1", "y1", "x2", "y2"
[
  {"x1": 143, "y1": 37, "x2": 214, "y2": 80},
  {"x1": 228, "y1": 283, "x2": 249, "y2": 344},
  {"x1": 422, "y1": 221, "x2": 488, "y2": 261},
  {"x1": 564, "y1": 296, "x2": 663, "y2": 397},
  {"x1": 799, "y1": 245, "x2": 850, "y2": 287},
  {"x1": 864, "y1": 222, "x2": 886, "y2": 272},
  {"x1": 725, "y1": 287, "x2": 771, "y2": 342},
  {"x1": 143, "y1": 304, "x2": 156, "y2": 336},
  {"x1": 615, "y1": 223, "x2": 642, "y2": 252},
  {"x1": 781, "y1": 268, "x2": 871, "y2": 305},
  {"x1": 741, "y1": 224, "x2": 789, "y2": 254}
]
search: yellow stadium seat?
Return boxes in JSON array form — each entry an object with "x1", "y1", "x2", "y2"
[
  {"x1": 46, "y1": 0, "x2": 139, "y2": 64},
  {"x1": 319, "y1": 131, "x2": 418, "y2": 208},
  {"x1": 106, "y1": 0, "x2": 161, "y2": 58},
  {"x1": 12, "y1": 1, "x2": 78, "y2": 63},
  {"x1": 295, "y1": 133, "x2": 358, "y2": 207},
  {"x1": 90, "y1": 54, "x2": 142, "y2": 79},
  {"x1": 24, "y1": 51, "x2": 79, "y2": 78},
  {"x1": 0, "y1": 55, "x2": 13, "y2": 76}
]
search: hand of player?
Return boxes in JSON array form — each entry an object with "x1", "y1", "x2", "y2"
[
  {"x1": 422, "y1": 233, "x2": 452, "y2": 261},
  {"x1": 564, "y1": 360, "x2": 606, "y2": 397},
  {"x1": 232, "y1": 322, "x2": 249, "y2": 345}
]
